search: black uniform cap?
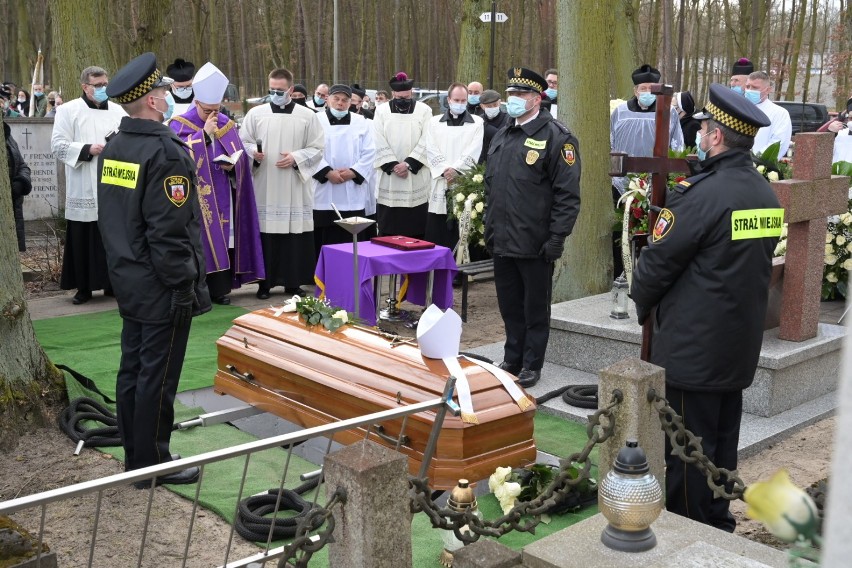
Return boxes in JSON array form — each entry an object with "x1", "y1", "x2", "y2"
[
  {"x1": 731, "y1": 58, "x2": 754, "y2": 76},
  {"x1": 632, "y1": 64, "x2": 661, "y2": 85},
  {"x1": 350, "y1": 83, "x2": 367, "y2": 98},
  {"x1": 166, "y1": 58, "x2": 195, "y2": 82},
  {"x1": 107, "y1": 52, "x2": 173, "y2": 104},
  {"x1": 693, "y1": 83, "x2": 770, "y2": 137},
  {"x1": 329, "y1": 84, "x2": 352, "y2": 97},
  {"x1": 505, "y1": 67, "x2": 545, "y2": 93}
]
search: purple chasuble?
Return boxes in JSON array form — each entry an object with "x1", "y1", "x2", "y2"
[{"x1": 170, "y1": 108, "x2": 265, "y2": 287}]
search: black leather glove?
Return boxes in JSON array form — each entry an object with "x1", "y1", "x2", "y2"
[
  {"x1": 539, "y1": 235, "x2": 565, "y2": 262},
  {"x1": 170, "y1": 285, "x2": 196, "y2": 328},
  {"x1": 636, "y1": 303, "x2": 651, "y2": 326}
]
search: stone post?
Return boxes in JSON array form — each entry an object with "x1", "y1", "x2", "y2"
[
  {"x1": 323, "y1": 440, "x2": 412, "y2": 568},
  {"x1": 597, "y1": 358, "x2": 666, "y2": 488},
  {"x1": 452, "y1": 539, "x2": 522, "y2": 568}
]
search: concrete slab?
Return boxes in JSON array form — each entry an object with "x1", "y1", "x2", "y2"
[{"x1": 521, "y1": 511, "x2": 787, "y2": 568}]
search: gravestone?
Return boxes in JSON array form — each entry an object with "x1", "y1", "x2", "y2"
[
  {"x1": 6, "y1": 118, "x2": 62, "y2": 220},
  {"x1": 770, "y1": 132, "x2": 848, "y2": 341}
]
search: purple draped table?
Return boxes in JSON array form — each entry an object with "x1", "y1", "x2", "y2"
[{"x1": 314, "y1": 242, "x2": 458, "y2": 325}]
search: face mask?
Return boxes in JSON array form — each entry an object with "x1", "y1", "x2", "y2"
[
  {"x1": 449, "y1": 102, "x2": 466, "y2": 115},
  {"x1": 483, "y1": 106, "x2": 501, "y2": 119},
  {"x1": 695, "y1": 131, "x2": 707, "y2": 161},
  {"x1": 544, "y1": 87, "x2": 557, "y2": 100},
  {"x1": 173, "y1": 86, "x2": 193, "y2": 99},
  {"x1": 468, "y1": 94, "x2": 480, "y2": 105},
  {"x1": 362, "y1": 101, "x2": 370, "y2": 109},
  {"x1": 745, "y1": 89, "x2": 762, "y2": 104},
  {"x1": 92, "y1": 86, "x2": 109, "y2": 103},
  {"x1": 330, "y1": 107, "x2": 349, "y2": 119},
  {"x1": 393, "y1": 97, "x2": 412, "y2": 111},
  {"x1": 293, "y1": 97, "x2": 307, "y2": 107},
  {"x1": 34, "y1": 90, "x2": 43, "y2": 97},
  {"x1": 17, "y1": 97, "x2": 25, "y2": 103},
  {"x1": 506, "y1": 96, "x2": 529, "y2": 118},
  {"x1": 271, "y1": 92, "x2": 291, "y2": 107},
  {"x1": 638, "y1": 92, "x2": 655, "y2": 107},
  {"x1": 159, "y1": 92, "x2": 175, "y2": 120},
  {"x1": 731, "y1": 85, "x2": 744, "y2": 95},
  {"x1": 313, "y1": 95, "x2": 326, "y2": 106}
]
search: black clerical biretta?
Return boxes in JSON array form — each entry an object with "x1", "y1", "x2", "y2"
[
  {"x1": 166, "y1": 58, "x2": 195, "y2": 82},
  {"x1": 107, "y1": 52, "x2": 173, "y2": 104},
  {"x1": 632, "y1": 64, "x2": 661, "y2": 85},
  {"x1": 693, "y1": 83, "x2": 770, "y2": 137},
  {"x1": 731, "y1": 58, "x2": 754, "y2": 76},
  {"x1": 350, "y1": 83, "x2": 367, "y2": 98},
  {"x1": 329, "y1": 84, "x2": 352, "y2": 97},
  {"x1": 505, "y1": 67, "x2": 545, "y2": 93},
  {"x1": 389, "y1": 72, "x2": 414, "y2": 92}
]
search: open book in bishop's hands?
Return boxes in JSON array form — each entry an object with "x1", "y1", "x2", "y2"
[{"x1": 213, "y1": 149, "x2": 244, "y2": 165}]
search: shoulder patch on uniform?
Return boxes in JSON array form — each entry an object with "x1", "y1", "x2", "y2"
[
  {"x1": 562, "y1": 143, "x2": 576, "y2": 166},
  {"x1": 551, "y1": 119, "x2": 571, "y2": 135},
  {"x1": 652, "y1": 208, "x2": 675, "y2": 242},
  {"x1": 674, "y1": 170, "x2": 716, "y2": 193},
  {"x1": 164, "y1": 176, "x2": 190, "y2": 207}
]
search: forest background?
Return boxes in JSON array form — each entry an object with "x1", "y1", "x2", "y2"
[{"x1": 3, "y1": 0, "x2": 852, "y2": 111}]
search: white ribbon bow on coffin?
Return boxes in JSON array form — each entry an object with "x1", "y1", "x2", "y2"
[{"x1": 417, "y1": 305, "x2": 532, "y2": 424}]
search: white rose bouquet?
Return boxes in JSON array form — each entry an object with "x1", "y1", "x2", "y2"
[{"x1": 447, "y1": 163, "x2": 488, "y2": 259}]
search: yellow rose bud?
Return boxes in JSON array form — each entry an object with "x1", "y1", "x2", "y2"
[
  {"x1": 837, "y1": 235, "x2": 845, "y2": 246},
  {"x1": 827, "y1": 272, "x2": 839, "y2": 283},
  {"x1": 744, "y1": 469, "x2": 819, "y2": 543},
  {"x1": 767, "y1": 171, "x2": 779, "y2": 182},
  {"x1": 475, "y1": 202, "x2": 484, "y2": 213}
]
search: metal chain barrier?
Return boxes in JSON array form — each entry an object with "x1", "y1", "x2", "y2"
[
  {"x1": 277, "y1": 487, "x2": 347, "y2": 568},
  {"x1": 410, "y1": 389, "x2": 624, "y2": 543},
  {"x1": 647, "y1": 387, "x2": 747, "y2": 501}
]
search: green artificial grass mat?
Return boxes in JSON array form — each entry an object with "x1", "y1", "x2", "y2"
[
  {"x1": 34, "y1": 304, "x2": 248, "y2": 398},
  {"x1": 46, "y1": 306, "x2": 600, "y2": 566}
]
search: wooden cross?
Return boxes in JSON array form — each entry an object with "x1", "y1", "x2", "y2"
[
  {"x1": 770, "y1": 133, "x2": 848, "y2": 341},
  {"x1": 609, "y1": 83, "x2": 694, "y2": 361}
]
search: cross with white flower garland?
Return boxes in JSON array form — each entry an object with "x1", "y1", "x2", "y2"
[{"x1": 770, "y1": 132, "x2": 849, "y2": 341}]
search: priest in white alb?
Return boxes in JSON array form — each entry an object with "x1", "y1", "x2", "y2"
[
  {"x1": 425, "y1": 82, "x2": 483, "y2": 250},
  {"x1": 311, "y1": 84, "x2": 376, "y2": 258},
  {"x1": 372, "y1": 71, "x2": 432, "y2": 238},
  {"x1": 239, "y1": 67, "x2": 325, "y2": 300},
  {"x1": 52, "y1": 65, "x2": 126, "y2": 305}
]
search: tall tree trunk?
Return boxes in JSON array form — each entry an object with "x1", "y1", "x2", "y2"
[
  {"x1": 815, "y1": 0, "x2": 829, "y2": 102},
  {"x1": 785, "y1": 0, "x2": 809, "y2": 99},
  {"x1": 456, "y1": 0, "x2": 489, "y2": 84},
  {"x1": 0, "y1": 96, "x2": 66, "y2": 452},
  {"x1": 801, "y1": 0, "x2": 819, "y2": 100},
  {"x1": 675, "y1": 0, "x2": 686, "y2": 88},
  {"x1": 16, "y1": 0, "x2": 33, "y2": 94},
  {"x1": 611, "y1": 0, "x2": 638, "y2": 98},
  {"x1": 49, "y1": 0, "x2": 111, "y2": 98},
  {"x1": 129, "y1": 0, "x2": 171, "y2": 55},
  {"x1": 553, "y1": 0, "x2": 619, "y2": 301},
  {"x1": 776, "y1": 0, "x2": 797, "y2": 98}
]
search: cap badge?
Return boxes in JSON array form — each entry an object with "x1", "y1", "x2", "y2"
[{"x1": 514, "y1": 67, "x2": 522, "y2": 78}]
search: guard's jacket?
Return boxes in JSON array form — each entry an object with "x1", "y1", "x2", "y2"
[
  {"x1": 631, "y1": 149, "x2": 782, "y2": 392},
  {"x1": 97, "y1": 117, "x2": 211, "y2": 323},
  {"x1": 484, "y1": 109, "x2": 581, "y2": 257}
]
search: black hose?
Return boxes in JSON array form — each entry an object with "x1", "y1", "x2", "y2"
[
  {"x1": 234, "y1": 477, "x2": 324, "y2": 542},
  {"x1": 534, "y1": 385, "x2": 598, "y2": 409},
  {"x1": 58, "y1": 397, "x2": 122, "y2": 447}
]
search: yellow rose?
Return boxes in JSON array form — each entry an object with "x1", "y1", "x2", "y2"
[
  {"x1": 470, "y1": 210, "x2": 477, "y2": 220},
  {"x1": 744, "y1": 469, "x2": 818, "y2": 543},
  {"x1": 837, "y1": 235, "x2": 846, "y2": 246},
  {"x1": 847, "y1": 242, "x2": 852, "y2": 253},
  {"x1": 826, "y1": 254, "x2": 838, "y2": 265},
  {"x1": 843, "y1": 258, "x2": 852, "y2": 270},
  {"x1": 756, "y1": 165, "x2": 766, "y2": 174},
  {"x1": 472, "y1": 174, "x2": 484, "y2": 184},
  {"x1": 332, "y1": 310, "x2": 349, "y2": 323},
  {"x1": 826, "y1": 232, "x2": 833, "y2": 244},
  {"x1": 826, "y1": 243, "x2": 834, "y2": 255},
  {"x1": 827, "y1": 272, "x2": 839, "y2": 283},
  {"x1": 475, "y1": 202, "x2": 484, "y2": 213},
  {"x1": 842, "y1": 212, "x2": 852, "y2": 224},
  {"x1": 479, "y1": 238, "x2": 486, "y2": 246},
  {"x1": 767, "y1": 171, "x2": 779, "y2": 182},
  {"x1": 456, "y1": 193, "x2": 465, "y2": 202},
  {"x1": 468, "y1": 193, "x2": 478, "y2": 202}
]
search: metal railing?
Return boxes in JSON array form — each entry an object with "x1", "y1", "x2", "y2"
[{"x1": 0, "y1": 378, "x2": 458, "y2": 568}]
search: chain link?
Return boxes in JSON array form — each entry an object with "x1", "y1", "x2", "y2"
[
  {"x1": 277, "y1": 487, "x2": 347, "y2": 568},
  {"x1": 647, "y1": 387, "x2": 747, "y2": 501},
  {"x1": 410, "y1": 389, "x2": 623, "y2": 543}
]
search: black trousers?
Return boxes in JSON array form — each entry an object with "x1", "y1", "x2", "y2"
[
  {"x1": 493, "y1": 255, "x2": 553, "y2": 371},
  {"x1": 116, "y1": 318, "x2": 191, "y2": 470},
  {"x1": 664, "y1": 385, "x2": 742, "y2": 533}
]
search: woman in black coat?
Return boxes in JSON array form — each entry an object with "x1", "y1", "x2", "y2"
[{"x1": 5, "y1": 119, "x2": 32, "y2": 251}]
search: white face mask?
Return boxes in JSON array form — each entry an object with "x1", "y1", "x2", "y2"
[{"x1": 483, "y1": 106, "x2": 501, "y2": 119}]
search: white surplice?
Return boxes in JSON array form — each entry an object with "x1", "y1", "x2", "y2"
[
  {"x1": 239, "y1": 103, "x2": 325, "y2": 234},
  {"x1": 372, "y1": 101, "x2": 432, "y2": 208},
  {"x1": 426, "y1": 113, "x2": 483, "y2": 215},
  {"x1": 313, "y1": 112, "x2": 376, "y2": 211},
  {"x1": 51, "y1": 97, "x2": 126, "y2": 221}
]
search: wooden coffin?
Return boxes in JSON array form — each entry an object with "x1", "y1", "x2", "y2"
[{"x1": 213, "y1": 308, "x2": 537, "y2": 489}]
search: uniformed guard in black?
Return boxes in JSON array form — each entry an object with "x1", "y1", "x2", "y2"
[
  {"x1": 97, "y1": 52, "x2": 211, "y2": 488},
  {"x1": 484, "y1": 67, "x2": 581, "y2": 388},
  {"x1": 631, "y1": 83, "x2": 782, "y2": 531}
]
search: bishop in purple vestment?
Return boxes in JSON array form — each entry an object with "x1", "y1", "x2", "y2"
[{"x1": 168, "y1": 62, "x2": 264, "y2": 303}]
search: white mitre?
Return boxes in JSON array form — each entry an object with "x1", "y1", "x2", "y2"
[
  {"x1": 416, "y1": 304, "x2": 462, "y2": 359},
  {"x1": 192, "y1": 62, "x2": 228, "y2": 104}
]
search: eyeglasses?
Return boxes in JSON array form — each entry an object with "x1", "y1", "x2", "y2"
[
  {"x1": 268, "y1": 89, "x2": 288, "y2": 96},
  {"x1": 87, "y1": 82, "x2": 109, "y2": 89}
]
